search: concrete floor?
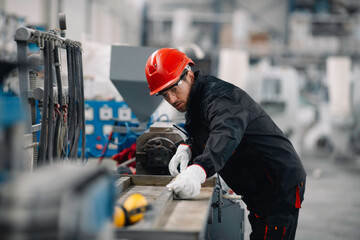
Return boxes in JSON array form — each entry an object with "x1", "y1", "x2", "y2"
[
  {"x1": 296, "y1": 155, "x2": 360, "y2": 240},
  {"x1": 243, "y1": 154, "x2": 360, "y2": 240}
]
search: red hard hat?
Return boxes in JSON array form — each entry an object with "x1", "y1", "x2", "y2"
[{"x1": 145, "y1": 48, "x2": 195, "y2": 95}]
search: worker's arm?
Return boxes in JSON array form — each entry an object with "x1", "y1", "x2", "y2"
[
  {"x1": 193, "y1": 94, "x2": 249, "y2": 177},
  {"x1": 167, "y1": 94, "x2": 249, "y2": 199}
]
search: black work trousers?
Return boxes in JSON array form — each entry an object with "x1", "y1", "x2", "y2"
[{"x1": 248, "y1": 206, "x2": 299, "y2": 240}]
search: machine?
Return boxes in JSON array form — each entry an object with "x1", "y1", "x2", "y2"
[
  {"x1": 13, "y1": 23, "x2": 86, "y2": 166},
  {"x1": 0, "y1": 15, "x2": 115, "y2": 240},
  {"x1": 1, "y1": 24, "x2": 245, "y2": 240},
  {"x1": 0, "y1": 61, "x2": 27, "y2": 176},
  {"x1": 0, "y1": 164, "x2": 114, "y2": 240},
  {"x1": 110, "y1": 45, "x2": 188, "y2": 174},
  {"x1": 135, "y1": 121, "x2": 187, "y2": 175},
  {"x1": 109, "y1": 45, "x2": 245, "y2": 239},
  {"x1": 83, "y1": 100, "x2": 139, "y2": 159}
]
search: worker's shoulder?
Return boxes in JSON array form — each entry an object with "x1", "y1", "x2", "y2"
[{"x1": 201, "y1": 75, "x2": 236, "y2": 93}]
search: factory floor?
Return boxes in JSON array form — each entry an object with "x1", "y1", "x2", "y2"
[
  {"x1": 89, "y1": 155, "x2": 360, "y2": 240},
  {"x1": 296, "y1": 154, "x2": 360, "y2": 240},
  {"x1": 244, "y1": 154, "x2": 360, "y2": 240}
]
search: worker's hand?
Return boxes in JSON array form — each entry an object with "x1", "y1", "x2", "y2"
[
  {"x1": 168, "y1": 144, "x2": 192, "y2": 176},
  {"x1": 166, "y1": 164, "x2": 206, "y2": 199}
]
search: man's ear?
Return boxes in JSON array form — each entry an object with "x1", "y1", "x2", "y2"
[{"x1": 188, "y1": 71, "x2": 195, "y2": 84}]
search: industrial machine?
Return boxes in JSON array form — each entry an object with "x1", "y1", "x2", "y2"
[
  {"x1": 83, "y1": 100, "x2": 139, "y2": 159},
  {"x1": 113, "y1": 174, "x2": 244, "y2": 240},
  {"x1": 1, "y1": 21, "x2": 245, "y2": 240},
  {"x1": 0, "y1": 164, "x2": 114, "y2": 240},
  {"x1": 135, "y1": 122, "x2": 187, "y2": 175},
  {"x1": 10, "y1": 12, "x2": 87, "y2": 168},
  {"x1": 110, "y1": 45, "x2": 188, "y2": 173},
  {"x1": 0, "y1": 61, "x2": 27, "y2": 176},
  {"x1": 109, "y1": 45, "x2": 245, "y2": 239},
  {"x1": 0, "y1": 14, "x2": 115, "y2": 240}
]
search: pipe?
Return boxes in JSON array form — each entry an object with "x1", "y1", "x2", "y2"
[
  {"x1": 38, "y1": 41, "x2": 51, "y2": 165},
  {"x1": 14, "y1": 27, "x2": 81, "y2": 47}
]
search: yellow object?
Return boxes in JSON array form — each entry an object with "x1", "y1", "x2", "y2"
[
  {"x1": 113, "y1": 193, "x2": 148, "y2": 227},
  {"x1": 113, "y1": 205, "x2": 126, "y2": 227}
]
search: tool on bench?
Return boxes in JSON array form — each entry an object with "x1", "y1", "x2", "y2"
[{"x1": 113, "y1": 193, "x2": 151, "y2": 227}]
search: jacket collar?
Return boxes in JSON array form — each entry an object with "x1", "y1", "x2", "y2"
[
  {"x1": 185, "y1": 71, "x2": 205, "y2": 122},
  {"x1": 188, "y1": 71, "x2": 204, "y2": 108}
]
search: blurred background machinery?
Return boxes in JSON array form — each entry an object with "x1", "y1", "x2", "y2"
[
  {"x1": 0, "y1": 164, "x2": 114, "y2": 240},
  {"x1": 0, "y1": 8, "x2": 246, "y2": 240},
  {"x1": 13, "y1": 23, "x2": 86, "y2": 167},
  {"x1": 3, "y1": 0, "x2": 359, "y2": 162},
  {"x1": 83, "y1": 100, "x2": 139, "y2": 159},
  {"x1": 2, "y1": 0, "x2": 360, "y2": 239},
  {"x1": 0, "y1": 14, "x2": 115, "y2": 240},
  {"x1": 109, "y1": 45, "x2": 189, "y2": 175},
  {"x1": 0, "y1": 61, "x2": 26, "y2": 175}
]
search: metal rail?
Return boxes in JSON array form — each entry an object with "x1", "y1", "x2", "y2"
[{"x1": 14, "y1": 27, "x2": 81, "y2": 49}]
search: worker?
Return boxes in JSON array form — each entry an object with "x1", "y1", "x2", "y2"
[{"x1": 145, "y1": 48, "x2": 306, "y2": 240}]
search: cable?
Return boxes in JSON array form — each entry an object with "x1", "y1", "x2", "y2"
[
  {"x1": 98, "y1": 121, "x2": 139, "y2": 164},
  {"x1": 124, "y1": 122, "x2": 144, "y2": 137},
  {"x1": 66, "y1": 45, "x2": 74, "y2": 158},
  {"x1": 46, "y1": 40, "x2": 55, "y2": 164},
  {"x1": 70, "y1": 45, "x2": 79, "y2": 159},
  {"x1": 102, "y1": 131, "x2": 129, "y2": 146},
  {"x1": 97, "y1": 131, "x2": 114, "y2": 164},
  {"x1": 156, "y1": 113, "x2": 170, "y2": 122},
  {"x1": 66, "y1": 45, "x2": 76, "y2": 160},
  {"x1": 69, "y1": 46, "x2": 81, "y2": 159},
  {"x1": 53, "y1": 45, "x2": 63, "y2": 160},
  {"x1": 68, "y1": 46, "x2": 85, "y2": 161}
]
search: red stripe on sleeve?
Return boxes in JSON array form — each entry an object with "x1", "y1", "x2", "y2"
[
  {"x1": 295, "y1": 185, "x2": 301, "y2": 208},
  {"x1": 264, "y1": 221, "x2": 268, "y2": 240}
]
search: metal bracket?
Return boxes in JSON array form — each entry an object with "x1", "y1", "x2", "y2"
[
  {"x1": 211, "y1": 181, "x2": 224, "y2": 223},
  {"x1": 31, "y1": 123, "x2": 41, "y2": 133},
  {"x1": 27, "y1": 90, "x2": 33, "y2": 99}
]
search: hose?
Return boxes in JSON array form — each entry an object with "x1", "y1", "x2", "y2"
[
  {"x1": 66, "y1": 45, "x2": 76, "y2": 160},
  {"x1": 69, "y1": 46, "x2": 82, "y2": 160},
  {"x1": 53, "y1": 45, "x2": 63, "y2": 160},
  {"x1": 98, "y1": 131, "x2": 114, "y2": 164},
  {"x1": 46, "y1": 40, "x2": 55, "y2": 164},
  {"x1": 69, "y1": 45, "x2": 78, "y2": 159}
]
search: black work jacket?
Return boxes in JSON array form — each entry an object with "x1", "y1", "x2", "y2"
[{"x1": 185, "y1": 71, "x2": 306, "y2": 212}]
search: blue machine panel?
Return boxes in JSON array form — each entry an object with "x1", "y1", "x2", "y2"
[{"x1": 83, "y1": 100, "x2": 139, "y2": 159}]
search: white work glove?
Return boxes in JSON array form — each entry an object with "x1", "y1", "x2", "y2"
[
  {"x1": 168, "y1": 144, "x2": 192, "y2": 176},
  {"x1": 166, "y1": 164, "x2": 206, "y2": 199}
]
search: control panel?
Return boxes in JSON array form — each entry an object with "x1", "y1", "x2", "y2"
[{"x1": 81, "y1": 101, "x2": 138, "y2": 158}]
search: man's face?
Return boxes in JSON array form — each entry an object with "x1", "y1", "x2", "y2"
[{"x1": 157, "y1": 71, "x2": 194, "y2": 112}]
